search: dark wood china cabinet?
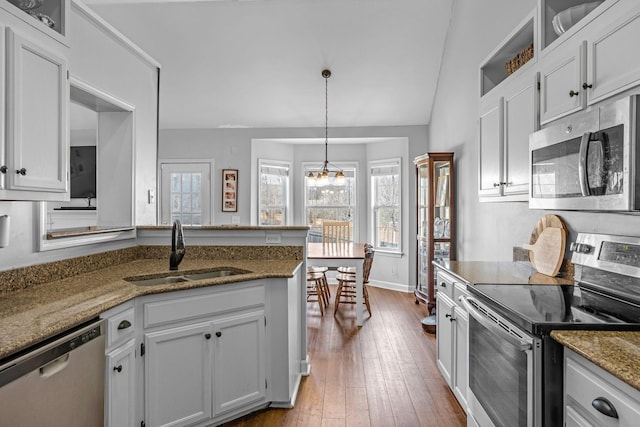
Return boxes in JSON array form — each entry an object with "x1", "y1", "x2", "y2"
[{"x1": 414, "y1": 153, "x2": 455, "y2": 321}]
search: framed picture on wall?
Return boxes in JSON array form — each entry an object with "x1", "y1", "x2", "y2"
[{"x1": 222, "y1": 169, "x2": 238, "y2": 212}]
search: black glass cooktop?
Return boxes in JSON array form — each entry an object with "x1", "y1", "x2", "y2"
[{"x1": 467, "y1": 282, "x2": 640, "y2": 335}]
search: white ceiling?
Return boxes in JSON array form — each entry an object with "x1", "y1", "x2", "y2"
[{"x1": 83, "y1": 0, "x2": 453, "y2": 130}]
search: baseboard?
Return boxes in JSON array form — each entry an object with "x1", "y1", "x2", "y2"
[{"x1": 368, "y1": 280, "x2": 412, "y2": 293}]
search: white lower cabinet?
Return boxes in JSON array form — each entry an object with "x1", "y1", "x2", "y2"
[
  {"x1": 106, "y1": 339, "x2": 136, "y2": 427},
  {"x1": 140, "y1": 282, "x2": 268, "y2": 427},
  {"x1": 564, "y1": 349, "x2": 640, "y2": 427},
  {"x1": 145, "y1": 322, "x2": 214, "y2": 427},
  {"x1": 212, "y1": 311, "x2": 266, "y2": 415},
  {"x1": 102, "y1": 302, "x2": 136, "y2": 427},
  {"x1": 435, "y1": 269, "x2": 469, "y2": 413}
]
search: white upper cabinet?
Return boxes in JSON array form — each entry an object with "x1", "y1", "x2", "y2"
[
  {"x1": 586, "y1": 2, "x2": 640, "y2": 103},
  {"x1": 5, "y1": 28, "x2": 68, "y2": 195},
  {"x1": 1, "y1": 5, "x2": 70, "y2": 201},
  {"x1": 478, "y1": 10, "x2": 538, "y2": 202},
  {"x1": 540, "y1": 40, "x2": 586, "y2": 124},
  {"x1": 539, "y1": 0, "x2": 640, "y2": 124}
]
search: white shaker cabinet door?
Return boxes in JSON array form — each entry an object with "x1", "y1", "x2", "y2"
[
  {"x1": 540, "y1": 41, "x2": 586, "y2": 125},
  {"x1": 502, "y1": 73, "x2": 538, "y2": 198},
  {"x1": 212, "y1": 310, "x2": 267, "y2": 416},
  {"x1": 145, "y1": 322, "x2": 213, "y2": 427},
  {"x1": 106, "y1": 339, "x2": 136, "y2": 427},
  {"x1": 587, "y1": 7, "x2": 640, "y2": 104},
  {"x1": 436, "y1": 293, "x2": 455, "y2": 388},
  {"x1": 5, "y1": 28, "x2": 68, "y2": 193},
  {"x1": 478, "y1": 95, "x2": 504, "y2": 198}
]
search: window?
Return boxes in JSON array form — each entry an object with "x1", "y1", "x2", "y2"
[
  {"x1": 160, "y1": 162, "x2": 212, "y2": 225},
  {"x1": 304, "y1": 164, "x2": 356, "y2": 243},
  {"x1": 258, "y1": 160, "x2": 290, "y2": 225},
  {"x1": 370, "y1": 159, "x2": 401, "y2": 252}
]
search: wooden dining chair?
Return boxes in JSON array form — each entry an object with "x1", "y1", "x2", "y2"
[
  {"x1": 334, "y1": 244, "x2": 374, "y2": 316},
  {"x1": 306, "y1": 271, "x2": 328, "y2": 315},
  {"x1": 322, "y1": 220, "x2": 352, "y2": 244}
]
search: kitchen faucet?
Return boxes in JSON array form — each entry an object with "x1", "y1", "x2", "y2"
[{"x1": 169, "y1": 219, "x2": 185, "y2": 270}]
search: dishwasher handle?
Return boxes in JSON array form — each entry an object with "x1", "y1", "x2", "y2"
[{"x1": 39, "y1": 354, "x2": 70, "y2": 378}]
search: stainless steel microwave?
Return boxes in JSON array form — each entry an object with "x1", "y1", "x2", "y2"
[{"x1": 529, "y1": 95, "x2": 640, "y2": 211}]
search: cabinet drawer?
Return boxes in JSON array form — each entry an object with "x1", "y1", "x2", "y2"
[
  {"x1": 565, "y1": 351, "x2": 640, "y2": 427},
  {"x1": 103, "y1": 305, "x2": 135, "y2": 349},
  {"x1": 144, "y1": 284, "x2": 265, "y2": 329},
  {"x1": 435, "y1": 270, "x2": 457, "y2": 300}
]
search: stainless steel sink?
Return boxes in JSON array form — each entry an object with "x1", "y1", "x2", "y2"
[
  {"x1": 127, "y1": 276, "x2": 191, "y2": 286},
  {"x1": 126, "y1": 268, "x2": 250, "y2": 286},
  {"x1": 183, "y1": 270, "x2": 245, "y2": 280}
]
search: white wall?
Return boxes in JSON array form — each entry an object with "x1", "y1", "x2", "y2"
[{"x1": 428, "y1": 0, "x2": 640, "y2": 261}]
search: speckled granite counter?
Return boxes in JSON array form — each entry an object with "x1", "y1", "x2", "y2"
[
  {"x1": 0, "y1": 246, "x2": 303, "y2": 360},
  {"x1": 551, "y1": 330, "x2": 640, "y2": 391},
  {"x1": 434, "y1": 260, "x2": 574, "y2": 285}
]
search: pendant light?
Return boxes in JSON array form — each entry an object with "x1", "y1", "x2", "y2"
[{"x1": 309, "y1": 69, "x2": 345, "y2": 186}]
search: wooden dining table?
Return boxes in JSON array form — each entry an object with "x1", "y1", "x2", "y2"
[{"x1": 306, "y1": 242, "x2": 366, "y2": 326}]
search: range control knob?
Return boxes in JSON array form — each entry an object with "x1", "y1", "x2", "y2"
[{"x1": 570, "y1": 242, "x2": 593, "y2": 254}]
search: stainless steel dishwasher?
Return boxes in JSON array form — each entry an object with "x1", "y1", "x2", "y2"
[{"x1": 0, "y1": 318, "x2": 105, "y2": 426}]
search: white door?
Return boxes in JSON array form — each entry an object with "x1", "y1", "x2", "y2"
[
  {"x1": 145, "y1": 322, "x2": 213, "y2": 427},
  {"x1": 6, "y1": 28, "x2": 68, "y2": 193},
  {"x1": 212, "y1": 311, "x2": 267, "y2": 416},
  {"x1": 503, "y1": 72, "x2": 538, "y2": 197},
  {"x1": 106, "y1": 339, "x2": 136, "y2": 427},
  {"x1": 160, "y1": 162, "x2": 211, "y2": 225},
  {"x1": 540, "y1": 41, "x2": 586, "y2": 125},
  {"x1": 478, "y1": 96, "x2": 503, "y2": 198}
]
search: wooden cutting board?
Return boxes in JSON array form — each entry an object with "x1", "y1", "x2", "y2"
[
  {"x1": 523, "y1": 227, "x2": 565, "y2": 276},
  {"x1": 529, "y1": 214, "x2": 567, "y2": 269}
]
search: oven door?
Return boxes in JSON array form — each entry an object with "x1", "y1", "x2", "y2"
[{"x1": 461, "y1": 296, "x2": 542, "y2": 427}]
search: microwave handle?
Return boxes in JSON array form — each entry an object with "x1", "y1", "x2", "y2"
[{"x1": 578, "y1": 132, "x2": 592, "y2": 196}]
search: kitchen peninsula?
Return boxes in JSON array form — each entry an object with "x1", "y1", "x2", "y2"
[{"x1": 0, "y1": 226, "x2": 309, "y2": 426}]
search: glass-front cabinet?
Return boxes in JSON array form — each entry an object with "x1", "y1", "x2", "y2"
[{"x1": 414, "y1": 152, "x2": 455, "y2": 313}]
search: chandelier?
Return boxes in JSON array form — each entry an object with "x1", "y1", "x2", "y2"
[{"x1": 308, "y1": 69, "x2": 345, "y2": 186}]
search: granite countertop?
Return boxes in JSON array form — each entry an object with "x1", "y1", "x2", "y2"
[
  {"x1": 434, "y1": 260, "x2": 574, "y2": 285},
  {"x1": 0, "y1": 257, "x2": 302, "y2": 360},
  {"x1": 551, "y1": 330, "x2": 640, "y2": 391}
]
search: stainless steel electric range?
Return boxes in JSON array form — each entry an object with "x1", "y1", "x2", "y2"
[{"x1": 461, "y1": 233, "x2": 640, "y2": 427}]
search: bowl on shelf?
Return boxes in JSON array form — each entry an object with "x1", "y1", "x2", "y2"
[
  {"x1": 552, "y1": 1, "x2": 604, "y2": 36},
  {"x1": 9, "y1": 0, "x2": 43, "y2": 10}
]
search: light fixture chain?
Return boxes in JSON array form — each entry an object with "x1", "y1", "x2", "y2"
[{"x1": 325, "y1": 73, "x2": 329, "y2": 166}]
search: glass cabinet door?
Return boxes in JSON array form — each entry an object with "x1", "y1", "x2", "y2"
[{"x1": 414, "y1": 153, "x2": 455, "y2": 313}]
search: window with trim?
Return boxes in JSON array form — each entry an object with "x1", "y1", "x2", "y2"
[
  {"x1": 304, "y1": 164, "x2": 356, "y2": 243},
  {"x1": 258, "y1": 160, "x2": 290, "y2": 225},
  {"x1": 370, "y1": 159, "x2": 401, "y2": 252}
]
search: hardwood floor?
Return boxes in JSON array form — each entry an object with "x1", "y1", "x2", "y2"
[{"x1": 222, "y1": 285, "x2": 467, "y2": 427}]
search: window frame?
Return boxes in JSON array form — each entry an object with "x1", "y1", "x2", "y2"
[
  {"x1": 303, "y1": 161, "x2": 357, "y2": 243},
  {"x1": 369, "y1": 158, "x2": 402, "y2": 254},
  {"x1": 257, "y1": 158, "x2": 292, "y2": 226}
]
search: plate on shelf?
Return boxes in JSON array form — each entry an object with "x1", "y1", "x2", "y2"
[{"x1": 552, "y1": 1, "x2": 604, "y2": 36}]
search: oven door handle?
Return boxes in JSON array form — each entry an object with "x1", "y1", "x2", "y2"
[
  {"x1": 578, "y1": 132, "x2": 592, "y2": 196},
  {"x1": 460, "y1": 296, "x2": 532, "y2": 351}
]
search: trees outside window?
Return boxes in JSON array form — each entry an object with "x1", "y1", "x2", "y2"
[
  {"x1": 258, "y1": 160, "x2": 290, "y2": 226},
  {"x1": 304, "y1": 165, "x2": 356, "y2": 242},
  {"x1": 370, "y1": 159, "x2": 401, "y2": 252}
]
